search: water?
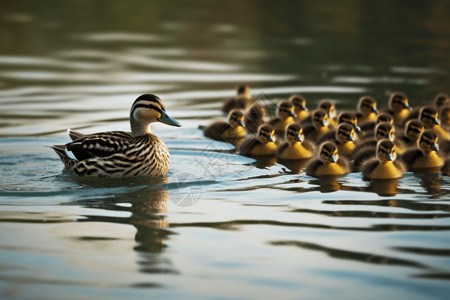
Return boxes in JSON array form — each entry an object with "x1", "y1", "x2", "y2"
[{"x1": 0, "y1": 1, "x2": 449, "y2": 299}]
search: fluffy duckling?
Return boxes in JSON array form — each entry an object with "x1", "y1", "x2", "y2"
[
  {"x1": 268, "y1": 101, "x2": 296, "y2": 135},
  {"x1": 396, "y1": 120, "x2": 424, "y2": 148},
  {"x1": 222, "y1": 84, "x2": 253, "y2": 114},
  {"x1": 289, "y1": 94, "x2": 309, "y2": 121},
  {"x1": 204, "y1": 109, "x2": 247, "y2": 144},
  {"x1": 384, "y1": 92, "x2": 412, "y2": 125},
  {"x1": 329, "y1": 123, "x2": 357, "y2": 158},
  {"x1": 359, "y1": 113, "x2": 393, "y2": 137},
  {"x1": 419, "y1": 106, "x2": 450, "y2": 141},
  {"x1": 238, "y1": 124, "x2": 277, "y2": 156},
  {"x1": 316, "y1": 112, "x2": 360, "y2": 144},
  {"x1": 303, "y1": 109, "x2": 332, "y2": 141},
  {"x1": 404, "y1": 93, "x2": 450, "y2": 123},
  {"x1": 361, "y1": 140, "x2": 406, "y2": 179},
  {"x1": 400, "y1": 130, "x2": 444, "y2": 170},
  {"x1": 305, "y1": 142, "x2": 350, "y2": 177},
  {"x1": 276, "y1": 123, "x2": 314, "y2": 160},
  {"x1": 244, "y1": 102, "x2": 266, "y2": 133},
  {"x1": 356, "y1": 96, "x2": 378, "y2": 125},
  {"x1": 300, "y1": 99, "x2": 337, "y2": 127}
]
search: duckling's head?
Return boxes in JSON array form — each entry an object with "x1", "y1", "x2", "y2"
[
  {"x1": 228, "y1": 109, "x2": 245, "y2": 128},
  {"x1": 389, "y1": 92, "x2": 411, "y2": 112},
  {"x1": 336, "y1": 123, "x2": 355, "y2": 144},
  {"x1": 439, "y1": 105, "x2": 450, "y2": 126},
  {"x1": 419, "y1": 130, "x2": 439, "y2": 153},
  {"x1": 277, "y1": 101, "x2": 295, "y2": 119},
  {"x1": 376, "y1": 113, "x2": 394, "y2": 125},
  {"x1": 319, "y1": 100, "x2": 336, "y2": 119},
  {"x1": 237, "y1": 84, "x2": 251, "y2": 98},
  {"x1": 358, "y1": 96, "x2": 378, "y2": 115},
  {"x1": 257, "y1": 124, "x2": 275, "y2": 143},
  {"x1": 337, "y1": 112, "x2": 360, "y2": 132},
  {"x1": 404, "y1": 119, "x2": 424, "y2": 142},
  {"x1": 130, "y1": 94, "x2": 181, "y2": 136},
  {"x1": 375, "y1": 123, "x2": 394, "y2": 141},
  {"x1": 433, "y1": 93, "x2": 450, "y2": 109},
  {"x1": 319, "y1": 142, "x2": 339, "y2": 164},
  {"x1": 376, "y1": 140, "x2": 397, "y2": 162},
  {"x1": 419, "y1": 106, "x2": 440, "y2": 128},
  {"x1": 312, "y1": 109, "x2": 330, "y2": 128},
  {"x1": 284, "y1": 123, "x2": 303, "y2": 143},
  {"x1": 289, "y1": 95, "x2": 308, "y2": 113}
]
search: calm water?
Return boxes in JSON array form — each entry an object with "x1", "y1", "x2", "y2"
[{"x1": 0, "y1": 1, "x2": 450, "y2": 299}]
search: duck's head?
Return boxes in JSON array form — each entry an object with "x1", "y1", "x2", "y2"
[
  {"x1": 246, "y1": 102, "x2": 266, "y2": 119},
  {"x1": 375, "y1": 123, "x2": 394, "y2": 141},
  {"x1": 336, "y1": 123, "x2": 355, "y2": 143},
  {"x1": 404, "y1": 119, "x2": 424, "y2": 142},
  {"x1": 130, "y1": 94, "x2": 181, "y2": 136},
  {"x1": 237, "y1": 84, "x2": 251, "y2": 98},
  {"x1": 433, "y1": 93, "x2": 450, "y2": 109},
  {"x1": 389, "y1": 92, "x2": 411, "y2": 113},
  {"x1": 319, "y1": 142, "x2": 339, "y2": 164},
  {"x1": 289, "y1": 95, "x2": 308, "y2": 113},
  {"x1": 257, "y1": 124, "x2": 275, "y2": 143},
  {"x1": 358, "y1": 96, "x2": 378, "y2": 115},
  {"x1": 439, "y1": 105, "x2": 450, "y2": 126},
  {"x1": 319, "y1": 100, "x2": 336, "y2": 119},
  {"x1": 277, "y1": 101, "x2": 296, "y2": 119},
  {"x1": 285, "y1": 123, "x2": 303, "y2": 143},
  {"x1": 337, "y1": 112, "x2": 360, "y2": 132},
  {"x1": 376, "y1": 113, "x2": 394, "y2": 125},
  {"x1": 228, "y1": 109, "x2": 245, "y2": 128},
  {"x1": 312, "y1": 109, "x2": 330, "y2": 128},
  {"x1": 419, "y1": 130, "x2": 439, "y2": 152},
  {"x1": 419, "y1": 106, "x2": 440, "y2": 128},
  {"x1": 376, "y1": 139, "x2": 397, "y2": 162}
]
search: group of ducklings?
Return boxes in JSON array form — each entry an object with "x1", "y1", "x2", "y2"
[{"x1": 203, "y1": 85, "x2": 450, "y2": 180}]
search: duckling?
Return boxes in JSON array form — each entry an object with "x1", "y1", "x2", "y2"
[
  {"x1": 329, "y1": 123, "x2": 357, "y2": 158},
  {"x1": 204, "y1": 109, "x2": 247, "y2": 144},
  {"x1": 396, "y1": 119, "x2": 424, "y2": 148},
  {"x1": 440, "y1": 105, "x2": 450, "y2": 130},
  {"x1": 300, "y1": 99, "x2": 337, "y2": 127},
  {"x1": 359, "y1": 113, "x2": 393, "y2": 137},
  {"x1": 419, "y1": 106, "x2": 450, "y2": 141},
  {"x1": 404, "y1": 93, "x2": 450, "y2": 123},
  {"x1": 238, "y1": 124, "x2": 277, "y2": 156},
  {"x1": 222, "y1": 84, "x2": 253, "y2": 114},
  {"x1": 244, "y1": 102, "x2": 266, "y2": 133},
  {"x1": 356, "y1": 96, "x2": 378, "y2": 125},
  {"x1": 400, "y1": 130, "x2": 444, "y2": 170},
  {"x1": 316, "y1": 112, "x2": 360, "y2": 144},
  {"x1": 276, "y1": 123, "x2": 315, "y2": 160},
  {"x1": 268, "y1": 101, "x2": 296, "y2": 135},
  {"x1": 384, "y1": 92, "x2": 412, "y2": 125},
  {"x1": 289, "y1": 94, "x2": 309, "y2": 121},
  {"x1": 305, "y1": 142, "x2": 350, "y2": 177},
  {"x1": 51, "y1": 94, "x2": 181, "y2": 177},
  {"x1": 303, "y1": 109, "x2": 332, "y2": 141},
  {"x1": 361, "y1": 140, "x2": 406, "y2": 179}
]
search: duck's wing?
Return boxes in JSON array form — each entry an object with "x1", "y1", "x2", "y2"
[
  {"x1": 361, "y1": 158, "x2": 380, "y2": 179},
  {"x1": 337, "y1": 156, "x2": 350, "y2": 173},
  {"x1": 399, "y1": 149, "x2": 422, "y2": 168},
  {"x1": 238, "y1": 138, "x2": 260, "y2": 156},
  {"x1": 276, "y1": 141, "x2": 290, "y2": 157},
  {"x1": 305, "y1": 159, "x2": 323, "y2": 176},
  {"x1": 65, "y1": 134, "x2": 133, "y2": 161},
  {"x1": 204, "y1": 121, "x2": 229, "y2": 141}
]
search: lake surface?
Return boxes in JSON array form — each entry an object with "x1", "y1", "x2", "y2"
[{"x1": 0, "y1": 1, "x2": 449, "y2": 299}]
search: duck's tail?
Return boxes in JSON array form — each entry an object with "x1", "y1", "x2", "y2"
[{"x1": 48, "y1": 145, "x2": 77, "y2": 172}]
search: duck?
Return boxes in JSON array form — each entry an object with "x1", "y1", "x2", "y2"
[
  {"x1": 395, "y1": 119, "x2": 424, "y2": 148},
  {"x1": 400, "y1": 130, "x2": 444, "y2": 170},
  {"x1": 359, "y1": 113, "x2": 393, "y2": 137},
  {"x1": 276, "y1": 123, "x2": 314, "y2": 160},
  {"x1": 327, "y1": 123, "x2": 357, "y2": 158},
  {"x1": 403, "y1": 93, "x2": 450, "y2": 123},
  {"x1": 268, "y1": 100, "x2": 296, "y2": 135},
  {"x1": 303, "y1": 109, "x2": 332, "y2": 141},
  {"x1": 356, "y1": 96, "x2": 378, "y2": 125},
  {"x1": 301, "y1": 99, "x2": 337, "y2": 127},
  {"x1": 383, "y1": 92, "x2": 412, "y2": 125},
  {"x1": 305, "y1": 142, "x2": 350, "y2": 177},
  {"x1": 316, "y1": 111, "x2": 360, "y2": 144},
  {"x1": 222, "y1": 84, "x2": 253, "y2": 114},
  {"x1": 419, "y1": 106, "x2": 450, "y2": 141},
  {"x1": 289, "y1": 94, "x2": 309, "y2": 121},
  {"x1": 51, "y1": 94, "x2": 181, "y2": 177},
  {"x1": 361, "y1": 140, "x2": 406, "y2": 179},
  {"x1": 204, "y1": 109, "x2": 247, "y2": 145},
  {"x1": 238, "y1": 124, "x2": 277, "y2": 156},
  {"x1": 244, "y1": 102, "x2": 266, "y2": 133}
]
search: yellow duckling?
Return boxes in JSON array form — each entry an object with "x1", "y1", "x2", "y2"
[
  {"x1": 361, "y1": 140, "x2": 406, "y2": 179},
  {"x1": 303, "y1": 109, "x2": 332, "y2": 141},
  {"x1": 384, "y1": 92, "x2": 412, "y2": 125},
  {"x1": 276, "y1": 123, "x2": 314, "y2": 160},
  {"x1": 238, "y1": 124, "x2": 277, "y2": 156},
  {"x1": 356, "y1": 96, "x2": 378, "y2": 125},
  {"x1": 319, "y1": 99, "x2": 337, "y2": 127},
  {"x1": 419, "y1": 106, "x2": 450, "y2": 141},
  {"x1": 289, "y1": 94, "x2": 309, "y2": 121},
  {"x1": 331, "y1": 123, "x2": 357, "y2": 158},
  {"x1": 396, "y1": 119, "x2": 424, "y2": 148},
  {"x1": 305, "y1": 142, "x2": 350, "y2": 177},
  {"x1": 222, "y1": 84, "x2": 253, "y2": 114},
  {"x1": 204, "y1": 109, "x2": 247, "y2": 145},
  {"x1": 317, "y1": 112, "x2": 360, "y2": 144},
  {"x1": 400, "y1": 130, "x2": 444, "y2": 170},
  {"x1": 268, "y1": 101, "x2": 296, "y2": 134},
  {"x1": 404, "y1": 92, "x2": 450, "y2": 123},
  {"x1": 244, "y1": 102, "x2": 266, "y2": 133},
  {"x1": 359, "y1": 113, "x2": 393, "y2": 138}
]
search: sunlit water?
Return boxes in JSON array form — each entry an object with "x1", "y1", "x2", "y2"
[{"x1": 0, "y1": 1, "x2": 449, "y2": 299}]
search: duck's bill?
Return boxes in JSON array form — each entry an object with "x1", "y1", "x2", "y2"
[{"x1": 159, "y1": 112, "x2": 182, "y2": 127}]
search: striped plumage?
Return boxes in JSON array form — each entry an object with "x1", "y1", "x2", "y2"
[{"x1": 51, "y1": 94, "x2": 181, "y2": 177}]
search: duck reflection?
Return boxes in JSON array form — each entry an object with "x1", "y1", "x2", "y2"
[
  {"x1": 414, "y1": 171, "x2": 443, "y2": 198},
  {"x1": 252, "y1": 155, "x2": 277, "y2": 169},
  {"x1": 277, "y1": 158, "x2": 311, "y2": 174},
  {"x1": 367, "y1": 179, "x2": 399, "y2": 196},
  {"x1": 309, "y1": 175, "x2": 345, "y2": 193}
]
